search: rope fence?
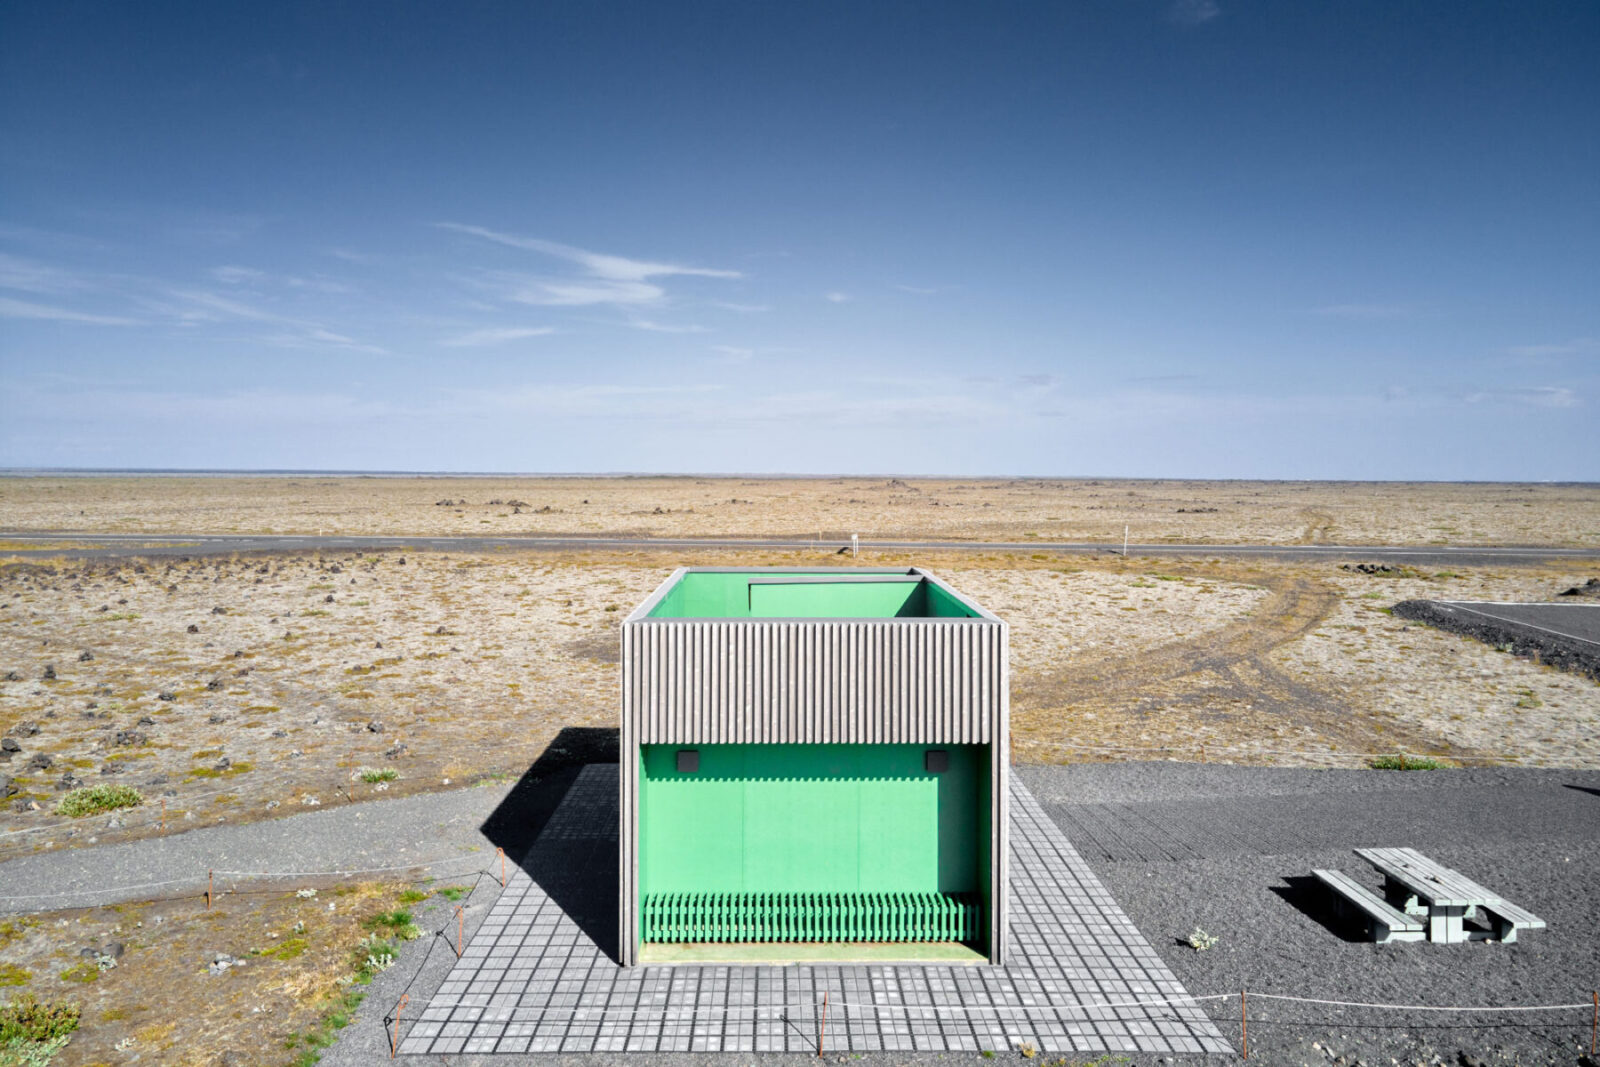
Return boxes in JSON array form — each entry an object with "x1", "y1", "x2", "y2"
[{"x1": 1014, "y1": 736, "x2": 1559, "y2": 766}]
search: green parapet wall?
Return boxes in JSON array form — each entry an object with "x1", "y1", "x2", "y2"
[
  {"x1": 647, "y1": 571, "x2": 980, "y2": 619},
  {"x1": 638, "y1": 743, "x2": 989, "y2": 944}
]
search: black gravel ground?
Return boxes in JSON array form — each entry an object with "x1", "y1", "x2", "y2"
[
  {"x1": 1021, "y1": 763, "x2": 1600, "y2": 1067},
  {"x1": 1394, "y1": 600, "x2": 1600, "y2": 682}
]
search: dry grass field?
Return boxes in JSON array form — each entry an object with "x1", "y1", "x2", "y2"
[
  {"x1": 0, "y1": 879, "x2": 433, "y2": 1067},
  {"x1": 4, "y1": 474, "x2": 1599, "y2": 546}
]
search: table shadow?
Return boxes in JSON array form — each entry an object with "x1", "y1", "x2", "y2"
[{"x1": 1270, "y1": 874, "x2": 1370, "y2": 943}]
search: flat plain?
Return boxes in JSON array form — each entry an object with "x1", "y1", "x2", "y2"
[
  {"x1": 1, "y1": 475, "x2": 1597, "y2": 1065},
  {"x1": 4, "y1": 473, "x2": 1600, "y2": 545}
]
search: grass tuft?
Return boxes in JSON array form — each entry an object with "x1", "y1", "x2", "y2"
[
  {"x1": 1368, "y1": 753, "x2": 1443, "y2": 771},
  {"x1": 55, "y1": 784, "x2": 141, "y2": 818},
  {"x1": 0, "y1": 995, "x2": 80, "y2": 1050}
]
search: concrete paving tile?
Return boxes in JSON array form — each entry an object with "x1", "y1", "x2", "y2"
[{"x1": 400, "y1": 766, "x2": 1231, "y2": 1056}]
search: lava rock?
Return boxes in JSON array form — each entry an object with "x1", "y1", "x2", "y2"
[
  {"x1": 78, "y1": 649, "x2": 94, "y2": 662},
  {"x1": 208, "y1": 713, "x2": 226, "y2": 724},
  {"x1": 0, "y1": 776, "x2": 15, "y2": 797},
  {"x1": 26, "y1": 753, "x2": 52, "y2": 770},
  {"x1": 158, "y1": 691, "x2": 177, "y2": 702},
  {"x1": 206, "y1": 678, "x2": 224, "y2": 691},
  {"x1": 187, "y1": 623, "x2": 200, "y2": 634},
  {"x1": 367, "y1": 721, "x2": 385, "y2": 733},
  {"x1": 213, "y1": 757, "x2": 231, "y2": 771},
  {"x1": 114, "y1": 730, "x2": 146, "y2": 746},
  {"x1": 137, "y1": 716, "x2": 154, "y2": 726},
  {"x1": 55, "y1": 774, "x2": 82, "y2": 791},
  {"x1": 212, "y1": 606, "x2": 227, "y2": 614},
  {"x1": 42, "y1": 664, "x2": 56, "y2": 680},
  {"x1": 15, "y1": 721, "x2": 38, "y2": 736},
  {"x1": 384, "y1": 743, "x2": 407, "y2": 759},
  {"x1": 1342, "y1": 562, "x2": 1402, "y2": 575},
  {"x1": 0, "y1": 737, "x2": 20, "y2": 753}
]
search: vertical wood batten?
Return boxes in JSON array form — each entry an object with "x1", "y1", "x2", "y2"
[{"x1": 629, "y1": 619, "x2": 1003, "y2": 744}]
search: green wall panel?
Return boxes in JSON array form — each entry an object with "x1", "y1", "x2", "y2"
[
  {"x1": 748, "y1": 579, "x2": 922, "y2": 618},
  {"x1": 639, "y1": 744, "x2": 985, "y2": 902}
]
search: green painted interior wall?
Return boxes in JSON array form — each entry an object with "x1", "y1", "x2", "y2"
[
  {"x1": 647, "y1": 571, "x2": 979, "y2": 619},
  {"x1": 639, "y1": 743, "x2": 987, "y2": 900}
]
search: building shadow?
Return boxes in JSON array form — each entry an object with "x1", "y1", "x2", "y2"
[
  {"x1": 1269, "y1": 874, "x2": 1368, "y2": 943},
  {"x1": 481, "y1": 726, "x2": 621, "y2": 962}
]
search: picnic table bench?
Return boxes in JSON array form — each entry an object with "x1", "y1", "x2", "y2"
[
  {"x1": 1350, "y1": 847, "x2": 1545, "y2": 944},
  {"x1": 1312, "y1": 869, "x2": 1424, "y2": 943}
]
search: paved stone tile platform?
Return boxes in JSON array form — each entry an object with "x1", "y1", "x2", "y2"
[{"x1": 400, "y1": 766, "x2": 1231, "y2": 1056}]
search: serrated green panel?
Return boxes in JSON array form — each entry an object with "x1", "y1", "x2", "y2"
[{"x1": 640, "y1": 891, "x2": 981, "y2": 943}]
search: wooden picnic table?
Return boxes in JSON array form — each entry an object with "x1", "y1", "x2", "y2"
[{"x1": 1352, "y1": 847, "x2": 1543, "y2": 944}]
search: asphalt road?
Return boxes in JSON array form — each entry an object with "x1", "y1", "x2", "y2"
[
  {"x1": 5, "y1": 530, "x2": 1600, "y2": 567},
  {"x1": 1431, "y1": 601, "x2": 1600, "y2": 646}
]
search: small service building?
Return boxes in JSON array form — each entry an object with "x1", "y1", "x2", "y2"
[{"x1": 619, "y1": 567, "x2": 1009, "y2": 965}]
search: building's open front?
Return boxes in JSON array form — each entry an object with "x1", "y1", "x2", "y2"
[{"x1": 620, "y1": 568, "x2": 1008, "y2": 966}]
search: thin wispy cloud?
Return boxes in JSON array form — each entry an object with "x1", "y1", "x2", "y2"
[
  {"x1": 1310, "y1": 302, "x2": 1415, "y2": 319},
  {"x1": 711, "y1": 301, "x2": 771, "y2": 313},
  {"x1": 0, "y1": 295, "x2": 141, "y2": 326},
  {"x1": 260, "y1": 328, "x2": 388, "y2": 355},
  {"x1": 1505, "y1": 338, "x2": 1598, "y2": 359},
  {"x1": 712, "y1": 345, "x2": 754, "y2": 363},
  {"x1": 167, "y1": 289, "x2": 278, "y2": 322},
  {"x1": 436, "y1": 223, "x2": 740, "y2": 282},
  {"x1": 1465, "y1": 386, "x2": 1580, "y2": 409},
  {"x1": 499, "y1": 276, "x2": 666, "y2": 307},
  {"x1": 440, "y1": 326, "x2": 558, "y2": 347},
  {"x1": 824, "y1": 291, "x2": 851, "y2": 303},
  {"x1": 162, "y1": 288, "x2": 386, "y2": 352},
  {"x1": 1167, "y1": 0, "x2": 1220, "y2": 26},
  {"x1": 212, "y1": 265, "x2": 265, "y2": 284},
  {"x1": 628, "y1": 319, "x2": 710, "y2": 334},
  {"x1": 894, "y1": 284, "x2": 940, "y2": 295},
  {"x1": 0, "y1": 252, "x2": 90, "y2": 296}
]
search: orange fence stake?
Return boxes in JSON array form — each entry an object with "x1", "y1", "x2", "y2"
[
  {"x1": 817, "y1": 990, "x2": 828, "y2": 1058},
  {"x1": 497, "y1": 847, "x2": 506, "y2": 887},
  {"x1": 455, "y1": 904, "x2": 465, "y2": 958},
  {"x1": 391, "y1": 993, "x2": 408, "y2": 1058},
  {"x1": 206, "y1": 869, "x2": 213, "y2": 910},
  {"x1": 1240, "y1": 990, "x2": 1247, "y2": 1059}
]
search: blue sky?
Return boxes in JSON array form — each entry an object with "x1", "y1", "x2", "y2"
[{"x1": 1, "y1": 1, "x2": 1595, "y2": 478}]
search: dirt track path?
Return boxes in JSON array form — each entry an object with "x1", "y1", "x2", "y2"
[{"x1": 1010, "y1": 570, "x2": 1468, "y2": 763}]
